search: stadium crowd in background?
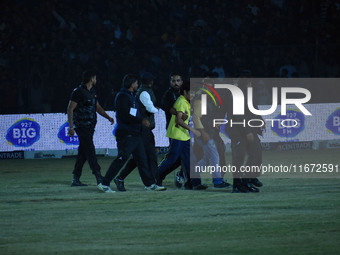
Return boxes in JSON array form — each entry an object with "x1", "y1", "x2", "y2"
[{"x1": 0, "y1": 0, "x2": 339, "y2": 114}]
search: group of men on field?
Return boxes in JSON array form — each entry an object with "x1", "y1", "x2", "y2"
[{"x1": 67, "y1": 70, "x2": 263, "y2": 194}]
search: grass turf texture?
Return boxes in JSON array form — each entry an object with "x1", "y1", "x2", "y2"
[{"x1": 0, "y1": 149, "x2": 339, "y2": 255}]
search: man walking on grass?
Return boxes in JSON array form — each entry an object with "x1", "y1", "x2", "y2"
[
  {"x1": 97, "y1": 74, "x2": 166, "y2": 193},
  {"x1": 67, "y1": 70, "x2": 114, "y2": 187}
]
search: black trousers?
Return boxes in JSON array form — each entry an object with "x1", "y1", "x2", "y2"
[
  {"x1": 210, "y1": 129, "x2": 227, "y2": 177},
  {"x1": 102, "y1": 133, "x2": 154, "y2": 186},
  {"x1": 118, "y1": 127, "x2": 160, "y2": 183},
  {"x1": 230, "y1": 131, "x2": 262, "y2": 179},
  {"x1": 73, "y1": 127, "x2": 101, "y2": 177}
]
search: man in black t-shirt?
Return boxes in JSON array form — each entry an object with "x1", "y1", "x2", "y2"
[
  {"x1": 161, "y1": 73, "x2": 182, "y2": 129},
  {"x1": 67, "y1": 70, "x2": 114, "y2": 187},
  {"x1": 160, "y1": 73, "x2": 186, "y2": 188}
]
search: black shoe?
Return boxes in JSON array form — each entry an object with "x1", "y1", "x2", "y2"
[
  {"x1": 251, "y1": 178, "x2": 263, "y2": 187},
  {"x1": 232, "y1": 185, "x2": 249, "y2": 193},
  {"x1": 94, "y1": 171, "x2": 103, "y2": 185},
  {"x1": 214, "y1": 181, "x2": 232, "y2": 189},
  {"x1": 192, "y1": 184, "x2": 208, "y2": 190},
  {"x1": 114, "y1": 177, "x2": 126, "y2": 192},
  {"x1": 245, "y1": 182, "x2": 260, "y2": 192},
  {"x1": 174, "y1": 171, "x2": 184, "y2": 188},
  {"x1": 71, "y1": 177, "x2": 87, "y2": 187},
  {"x1": 184, "y1": 182, "x2": 193, "y2": 190}
]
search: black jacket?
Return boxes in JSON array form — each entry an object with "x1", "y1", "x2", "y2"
[
  {"x1": 115, "y1": 88, "x2": 143, "y2": 136},
  {"x1": 136, "y1": 84, "x2": 157, "y2": 130}
]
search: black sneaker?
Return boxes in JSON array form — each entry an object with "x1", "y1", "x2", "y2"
[
  {"x1": 214, "y1": 181, "x2": 232, "y2": 189},
  {"x1": 251, "y1": 178, "x2": 263, "y2": 187},
  {"x1": 192, "y1": 184, "x2": 208, "y2": 190},
  {"x1": 71, "y1": 178, "x2": 87, "y2": 187},
  {"x1": 245, "y1": 182, "x2": 260, "y2": 192},
  {"x1": 174, "y1": 171, "x2": 184, "y2": 188},
  {"x1": 232, "y1": 185, "x2": 249, "y2": 193},
  {"x1": 114, "y1": 177, "x2": 126, "y2": 192},
  {"x1": 184, "y1": 182, "x2": 193, "y2": 190}
]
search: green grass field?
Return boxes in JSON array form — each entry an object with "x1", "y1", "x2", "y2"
[{"x1": 1, "y1": 149, "x2": 339, "y2": 255}]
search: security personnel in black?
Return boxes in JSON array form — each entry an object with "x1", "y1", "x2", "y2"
[
  {"x1": 161, "y1": 73, "x2": 182, "y2": 128},
  {"x1": 98, "y1": 74, "x2": 165, "y2": 192},
  {"x1": 114, "y1": 72, "x2": 161, "y2": 191},
  {"x1": 67, "y1": 70, "x2": 114, "y2": 186},
  {"x1": 160, "y1": 73, "x2": 185, "y2": 187},
  {"x1": 224, "y1": 78, "x2": 264, "y2": 193}
]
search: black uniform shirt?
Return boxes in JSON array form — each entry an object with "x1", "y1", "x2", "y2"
[
  {"x1": 161, "y1": 87, "x2": 180, "y2": 128},
  {"x1": 70, "y1": 83, "x2": 98, "y2": 128}
]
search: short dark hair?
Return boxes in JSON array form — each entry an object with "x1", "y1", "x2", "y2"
[
  {"x1": 141, "y1": 72, "x2": 156, "y2": 84},
  {"x1": 169, "y1": 72, "x2": 182, "y2": 80},
  {"x1": 122, "y1": 74, "x2": 138, "y2": 89},
  {"x1": 180, "y1": 82, "x2": 190, "y2": 95},
  {"x1": 82, "y1": 70, "x2": 96, "y2": 83}
]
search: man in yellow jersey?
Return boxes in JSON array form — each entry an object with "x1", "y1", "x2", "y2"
[{"x1": 157, "y1": 82, "x2": 207, "y2": 190}]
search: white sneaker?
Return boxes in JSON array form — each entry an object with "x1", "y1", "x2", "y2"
[
  {"x1": 97, "y1": 183, "x2": 115, "y2": 193},
  {"x1": 144, "y1": 184, "x2": 167, "y2": 191}
]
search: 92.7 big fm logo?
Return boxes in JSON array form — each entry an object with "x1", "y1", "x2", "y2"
[
  {"x1": 6, "y1": 118, "x2": 40, "y2": 147},
  {"x1": 326, "y1": 108, "x2": 340, "y2": 135},
  {"x1": 58, "y1": 122, "x2": 79, "y2": 145},
  {"x1": 271, "y1": 109, "x2": 305, "y2": 138}
]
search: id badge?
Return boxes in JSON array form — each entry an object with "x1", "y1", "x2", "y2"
[{"x1": 129, "y1": 108, "x2": 137, "y2": 116}]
